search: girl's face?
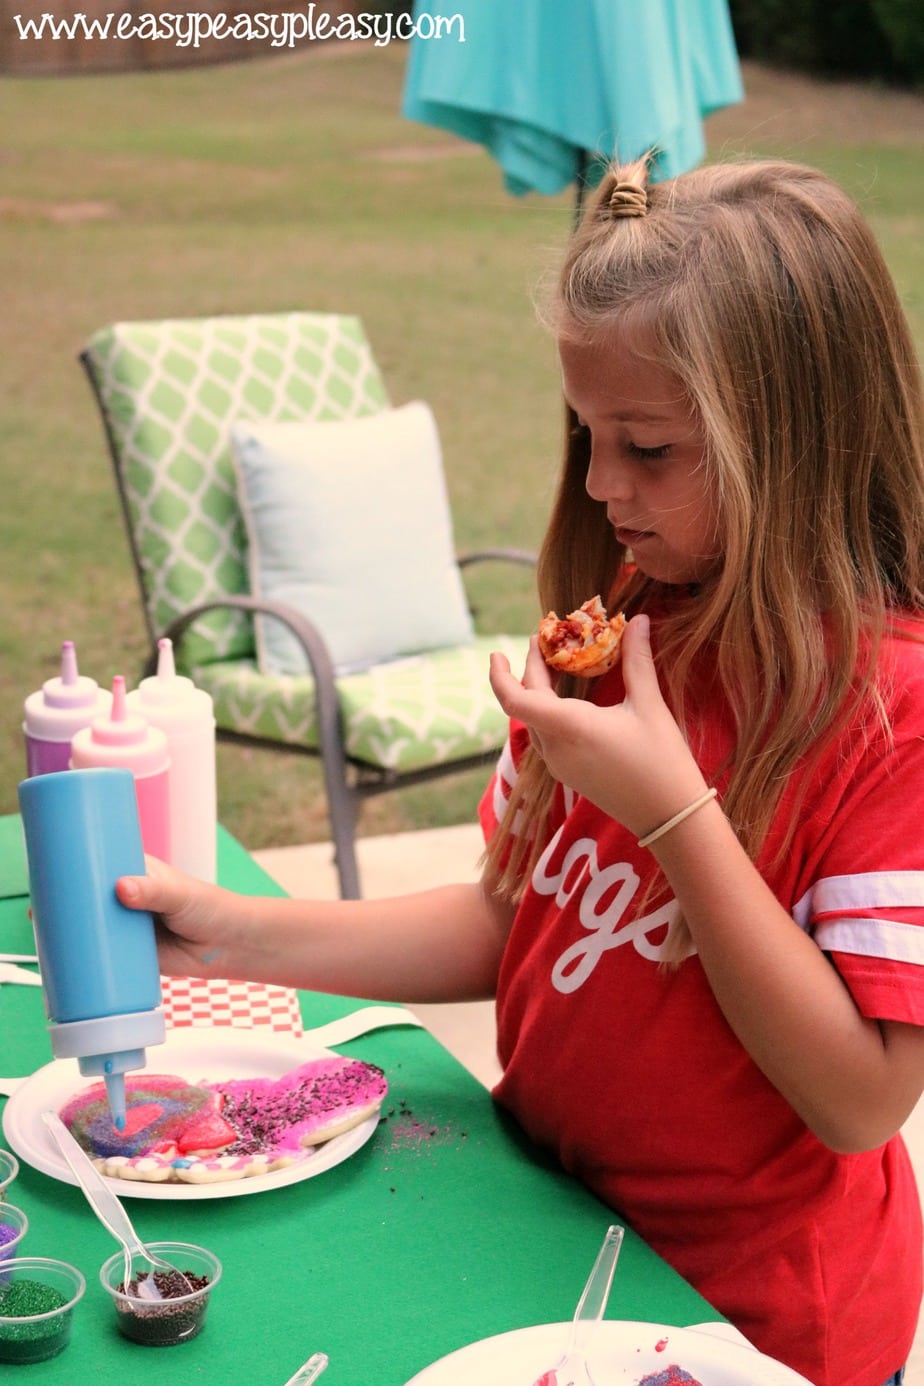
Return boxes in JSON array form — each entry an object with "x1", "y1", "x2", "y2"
[{"x1": 559, "y1": 327, "x2": 721, "y2": 586}]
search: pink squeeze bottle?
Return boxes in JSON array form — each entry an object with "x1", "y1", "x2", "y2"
[
  {"x1": 70, "y1": 675, "x2": 171, "y2": 860},
  {"x1": 23, "y1": 641, "x2": 112, "y2": 776}
]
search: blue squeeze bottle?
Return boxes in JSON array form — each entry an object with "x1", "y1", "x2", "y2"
[{"x1": 17, "y1": 767, "x2": 165, "y2": 1131}]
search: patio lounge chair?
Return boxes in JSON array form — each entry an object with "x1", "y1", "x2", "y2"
[{"x1": 81, "y1": 311, "x2": 534, "y2": 897}]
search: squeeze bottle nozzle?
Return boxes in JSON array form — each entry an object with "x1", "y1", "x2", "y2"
[
  {"x1": 104, "y1": 1068, "x2": 127, "y2": 1133},
  {"x1": 156, "y1": 637, "x2": 177, "y2": 680},
  {"x1": 60, "y1": 640, "x2": 78, "y2": 685},
  {"x1": 23, "y1": 640, "x2": 112, "y2": 777}
]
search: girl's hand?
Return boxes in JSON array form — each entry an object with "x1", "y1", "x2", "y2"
[
  {"x1": 116, "y1": 857, "x2": 243, "y2": 978},
  {"x1": 489, "y1": 614, "x2": 708, "y2": 838}
]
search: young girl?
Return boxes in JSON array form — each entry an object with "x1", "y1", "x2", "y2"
[{"x1": 117, "y1": 158, "x2": 924, "y2": 1386}]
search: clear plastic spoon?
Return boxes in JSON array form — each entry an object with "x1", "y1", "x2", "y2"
[
  {"x1": 282, "y1": 1350, "x2": 329, "y2": 1385},
  {"x1": 42, "y1": 1110, "x2": 195, "y2": 1301},
  {"x1": 531, "y1": 1224, "x2": 625, "y2": 1386}
]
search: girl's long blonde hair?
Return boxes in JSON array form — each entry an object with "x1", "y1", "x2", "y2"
[{"x1": 488, "y1": 157, "x2": 924, "y2": 902}]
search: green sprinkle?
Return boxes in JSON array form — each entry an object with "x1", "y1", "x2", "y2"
[
  {"x1": 0, "y1": 1280, "x2": 72, "y2": 1363},
  {"x1": 0, "y1": 1278, "x2": 66, "y2": 1316}
]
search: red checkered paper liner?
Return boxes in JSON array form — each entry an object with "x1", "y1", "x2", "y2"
[{"x1": 161, "y1": 975, "x2": 303, "y2": 1037}]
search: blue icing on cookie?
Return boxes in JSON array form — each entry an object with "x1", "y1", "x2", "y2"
[
  {"x1": 62, "y1": 1078, "x2": 213, "y2": 1158},
  {"x1": 83, "y1": 1095, "x2": 191, "y2": 1156}
]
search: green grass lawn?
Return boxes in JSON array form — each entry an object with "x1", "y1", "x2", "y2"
[{"x1": 1, "y1": 47, "x2": 921, "y2": 849}]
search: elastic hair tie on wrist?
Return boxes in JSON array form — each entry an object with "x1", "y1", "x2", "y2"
[{"x1": 637, "y1": 788, "x2": 718, "y2": 849}]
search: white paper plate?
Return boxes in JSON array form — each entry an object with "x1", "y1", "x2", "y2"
[
  {"x1": 404, "y1": 1320, "x2": 813, "y2": 1385},
  {"x1": 2, "y1": 1027, "x2": 380, "y2": 1200}
]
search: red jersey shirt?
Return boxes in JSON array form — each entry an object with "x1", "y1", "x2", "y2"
[{"x1": 480, "y1": 623, "x2": 924, "y2": 1386}]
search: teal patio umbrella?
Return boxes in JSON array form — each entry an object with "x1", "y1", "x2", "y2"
[{"x1": 402, "y1": 0, "x2": 743, "y2": 202}]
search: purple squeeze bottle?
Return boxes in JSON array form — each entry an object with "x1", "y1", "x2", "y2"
[
  {"x1": 70, "y1": 675, "x2": 171, "y2": 861},
  {"x1": 23, "y1": 641, "x2": 112, "y2": 776}
]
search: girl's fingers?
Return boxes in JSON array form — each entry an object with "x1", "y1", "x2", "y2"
[
  {"x1": 494, "y1": 619, "x2": 662, "y2": 730},
  {"x1": 521, "y1": 635, "x2": 554, "y2": 691},
  {"x1": 620, "y1": 614, "x2": 661, "y2": 705},
  {"x1": 490, "y1": 638, "x2": 553, "y2": 719},
  {"x1": 488, "y1": 649, "x2": 521, "y2": 712},
  {"x1": 116, "y1": 859, "x2": 191, "y2": 916}
]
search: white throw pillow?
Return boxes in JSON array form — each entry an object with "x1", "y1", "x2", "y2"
[{"x1": 230, "y1": 403, "x2": 474, "y2": 676}]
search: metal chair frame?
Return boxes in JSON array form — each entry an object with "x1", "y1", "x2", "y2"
[{"x1": 82, "y1": 347, "x2": 534, "y2": 898}]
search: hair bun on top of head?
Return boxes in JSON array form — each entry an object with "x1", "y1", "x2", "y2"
[
  {"x1": 607, "y1": 179, "x2": 648, "y2": 219},
  {"x1": 594, "y1": 161, "x2": 651, "y2": 221}
]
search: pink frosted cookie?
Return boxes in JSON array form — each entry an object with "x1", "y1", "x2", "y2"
[
  {"x1": 59, "y1": 1056, "x2": 388, "y2": 1184},
  {"x1": 210, "y1": 1056, "x2": 390, "y2": 1152},
  {"x1": 59, "y1": 1075, "x2": 236, "y2": 1160}
]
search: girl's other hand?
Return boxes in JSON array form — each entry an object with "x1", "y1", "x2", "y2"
[
  {"x1": 116, "y1": 857, "x2": 240, "y2": 978},
  {"x1": 489, "y1": 614, "x2": 708, "y2": 837}
]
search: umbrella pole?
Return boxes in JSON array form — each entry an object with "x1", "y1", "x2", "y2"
[{"x1": 573, "y1": 150, "x2": 589, "y2": 230}]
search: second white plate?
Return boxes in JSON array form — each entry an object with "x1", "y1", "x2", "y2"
[
  {"x1": 2, "y1": 1026, "x2": 381, "y2": 1200},
  {"x1": 404, "y1": 1320, "x2": 814, "y2": 1385}
]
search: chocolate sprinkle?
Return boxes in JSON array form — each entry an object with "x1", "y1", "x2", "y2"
[{"x1": 114, "y1": 1271, "x2": 211, "y2": 1347}]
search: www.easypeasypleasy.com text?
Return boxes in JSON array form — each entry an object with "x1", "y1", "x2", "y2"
[{"x1": 12, "y1": 6, "x2": 466, "y2": 50}]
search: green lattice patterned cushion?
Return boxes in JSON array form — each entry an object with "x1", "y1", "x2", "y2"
[
  {"x1": 83, "y1": 313, "x2": 390, "y2": 669},
  {"x1": 192, "y1": 636, "x2": 530, "y2": 773}
]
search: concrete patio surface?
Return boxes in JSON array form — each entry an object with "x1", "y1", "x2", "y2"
[{"x1": 253, "y1": 824, "x2": 924, "y2": 1383}]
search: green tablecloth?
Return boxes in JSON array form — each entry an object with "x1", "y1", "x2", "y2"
[{"x1": 0, "y1": 822, "x2": 719, "y2": 1384}]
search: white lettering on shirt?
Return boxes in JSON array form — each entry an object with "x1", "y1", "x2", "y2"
[{"x1": 532, "y1": 824, "x2": 693, "y2": 991}]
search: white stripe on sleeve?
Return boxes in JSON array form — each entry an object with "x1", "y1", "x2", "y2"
[
  {"x1": 814, "y1": 915, "x2": 924, "y2": 964},
  {"x1": 792, "y1": 870, "x2": 924, "y2": 963}
]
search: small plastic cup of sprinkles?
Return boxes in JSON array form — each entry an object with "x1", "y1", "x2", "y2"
[
  {"x1": 99, "y1": 1241, "x2": 221, "y2": 1347},
  {"x1": 0, "y1": 1151, "x2": 19, "y2": 1201},
  {"x1": 0, "y1": 1205, "x2": 28, "y2": 1261},
  {"x1": 0, "y1": 1257, "x2": 86, "y2": 1364}
]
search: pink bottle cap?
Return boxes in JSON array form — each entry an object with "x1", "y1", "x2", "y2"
[
  {"x1": 71, "y1": 676, "x2": 169, "y2": 776},
  {"x1": 89, "y1": 677, "x2": 150, "y2": 746}
]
